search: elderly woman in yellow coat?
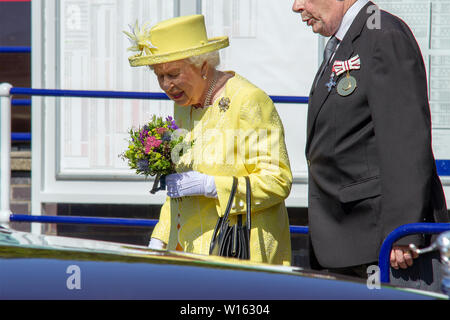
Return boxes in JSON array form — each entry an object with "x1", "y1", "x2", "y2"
[{"x1": 125, "y1": 15, "x2": 292, "y2": 266}]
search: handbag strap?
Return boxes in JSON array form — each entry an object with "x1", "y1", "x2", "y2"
[
  {"x1": 209, "y1": 176, "x2": 238, "y2": 252},
  {"x1": 222, "y1": 176, "x2": 238, "y2": 222},
  {"x1": 209, "y1": 177, "x2": 252, "y2": 247},
  {"x1": 223, "y1": 176, "x2": 251, "y2": 229}
]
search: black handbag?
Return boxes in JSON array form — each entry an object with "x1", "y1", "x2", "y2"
[{"x1": 209, "y1": 176, "x2": 251, "y2": 260}]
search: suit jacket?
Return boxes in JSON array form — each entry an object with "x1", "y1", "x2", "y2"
[{"x1": 306, "y1": 2, "x2": 449, "y2": 268}]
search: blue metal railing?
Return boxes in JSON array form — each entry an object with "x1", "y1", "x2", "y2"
[
  {"x1": 11, "y1": 98, "x2": 32, "y2": 106},
  {"x1": 9, "y1": 213, "x2": 310, "y2": 234},
  {"x1": 11, "y1": 133, "x2": 31, "y2": 141},
  {"x1": 9, "y1": 214, "x2": 159, "y2": 228},
  {"x1": 10, "y1": 87, "x2": 170, "y2": 100},
  {"x1": 378, "y1": 223, "x2": 450, "y2": 283},
  {"x1": 7, "y1": 87, "x2": 308, "y2": 142},
  {"x1": 1, "y1": 44, "x2": 32, "y2": 142},
  {"x1": 436, "y1": 160, "x2": 450, "y2": 177},
  {"x1": 1, "y1": 47, "x2": 32, "y2": 141},
  {"x1": 0, "y1": 46, "x2": 31, "y2": 53},
  {"x1": 8, "y1": 87, "x2": 308, "y2": 104},
  {"x1": 1, "y1": 45, "x2": 32, "y2": 141}
]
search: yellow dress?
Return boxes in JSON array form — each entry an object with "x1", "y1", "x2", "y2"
[{"x1": 151, "y1": 72, "x2": 293, "y2": 265}]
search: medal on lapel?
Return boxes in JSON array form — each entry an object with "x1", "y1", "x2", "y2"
[
  {"x1": 325, "y1": 73, "x2": 337, "y2": 92},
  {"x1": 337, "y1": 71, "x2": 357, "y2": 96},
  {"x1": 332, "y1": 55, "x2": 360, "y2": 96}
]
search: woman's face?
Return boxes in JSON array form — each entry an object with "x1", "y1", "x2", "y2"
[{"x1": 153, "y1": 60, "x2": 206, "y2": 106}]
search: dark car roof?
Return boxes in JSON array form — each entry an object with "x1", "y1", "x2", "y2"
[{"x1": 0, "y1": 227, "x2": 446, "y2": 300}]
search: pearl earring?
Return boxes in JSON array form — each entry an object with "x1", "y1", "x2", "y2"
[{"x1": 202, "y1": 75, "x2": 207, "y2": 80}]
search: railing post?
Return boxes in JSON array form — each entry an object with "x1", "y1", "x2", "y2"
[
  {"x1": 379, "y1": 223, "x2": 450, "y2": 284},
  {"x1": 0, "y1": 83, "x2": 12, "y2": 226}
]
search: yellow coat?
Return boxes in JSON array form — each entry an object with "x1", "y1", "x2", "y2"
[{"x1": 151, "y1": 73, "x2": 293, "y2": 265}]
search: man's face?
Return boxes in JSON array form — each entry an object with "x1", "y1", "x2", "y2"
[{"x1": 292, "y1": 0, "x2": 345, "y2": 37}]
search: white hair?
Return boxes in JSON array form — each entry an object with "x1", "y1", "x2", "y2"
[
  {"x1": 148, "y1": 50, "x2": 221, "y2": 70},
  {"x1": 187, "y1": 51, "x2": 221, "y2": 69}
]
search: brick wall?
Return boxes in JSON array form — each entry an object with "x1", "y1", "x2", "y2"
[{"x1": 9, "y1": 151, "x2": 31, "y2": 232}]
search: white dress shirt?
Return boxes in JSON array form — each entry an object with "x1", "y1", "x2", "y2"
[
  {"x1": 330, "y1": 0, "x2": 369, "y2": 60},
  {"x1": 335, "y1": 0, "x2": 370, "y2": 41}
]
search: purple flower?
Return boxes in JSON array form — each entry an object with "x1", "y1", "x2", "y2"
[
  {"x1": 165, "y1": 116, "x2": 178, "y2": 130},
  {"x1": 139, "y1": 129, "x2": 148, "y2": 144},
  {"x1": 137, "y1": 159, "x2": 149, "y2": 171}
]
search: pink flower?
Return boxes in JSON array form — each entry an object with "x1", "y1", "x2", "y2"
[
  {"x1": 145, "y1": 136, "x2": 162, "y2": 154},
  {"x1": 156, "y1": 127, "x2": 167, "y2": 135}
]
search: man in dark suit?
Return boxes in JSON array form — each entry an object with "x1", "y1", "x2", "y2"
[{"x1": 292, "y1": 0, "x2": 449, "y2": 288}]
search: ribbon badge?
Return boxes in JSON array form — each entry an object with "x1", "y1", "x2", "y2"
[
  {"x1": 332, "y1": 55, "x2": 361, "y2": 76},
  {"x1": 325, "y1": 55, "x2": 361, "y2": 95}
]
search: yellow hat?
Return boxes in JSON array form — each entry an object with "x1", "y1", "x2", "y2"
[{"x1": 124, "y1": 14, "x2": 229, "y2": 67}]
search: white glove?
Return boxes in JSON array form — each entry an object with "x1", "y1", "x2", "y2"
[
  {"x1": 148, "y1": 238, "x2": 167, "y2": 250},
  {"x1": 166, "y1": 171, "x2": 217, "y2": 199}
]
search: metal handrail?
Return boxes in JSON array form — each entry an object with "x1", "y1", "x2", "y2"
[
  {"x1": 9, "y1": 87, "x2": 309, "y2": 104},
  {"x1": 0, "y1": 46, "x2": 31, "y2": 53},
  {"x1": 10, "y1": 87, "x2": 170, "y2": 100},
  {"x1": 9, "y1": 214, "x2": 158, "y2": 228},
  {"x1": 9, "y1": 213, "x2": 309, "y2": 234},
  {"x1": 11, "y1": 98, "x2": 32, "y2": 141},
  {"x1": 7, "y1": 87, "x2": 308, "y2": 142},
  {"x1": 11, "y1": 133, "x2": 31, "y2": 141},
  {"x1": 11, "y1": 99, "x2": 32, "y2": 106},
  {"x1": 436, "y1": 160, "x2": 450, "y2": 177},
  {"x1": 378, "y1": 223, "x2": 450, "y2": 283}
]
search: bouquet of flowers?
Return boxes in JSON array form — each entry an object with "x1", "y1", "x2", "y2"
[{"x1": 120, "y1": 115, "x2": 188, "y2": 194}]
